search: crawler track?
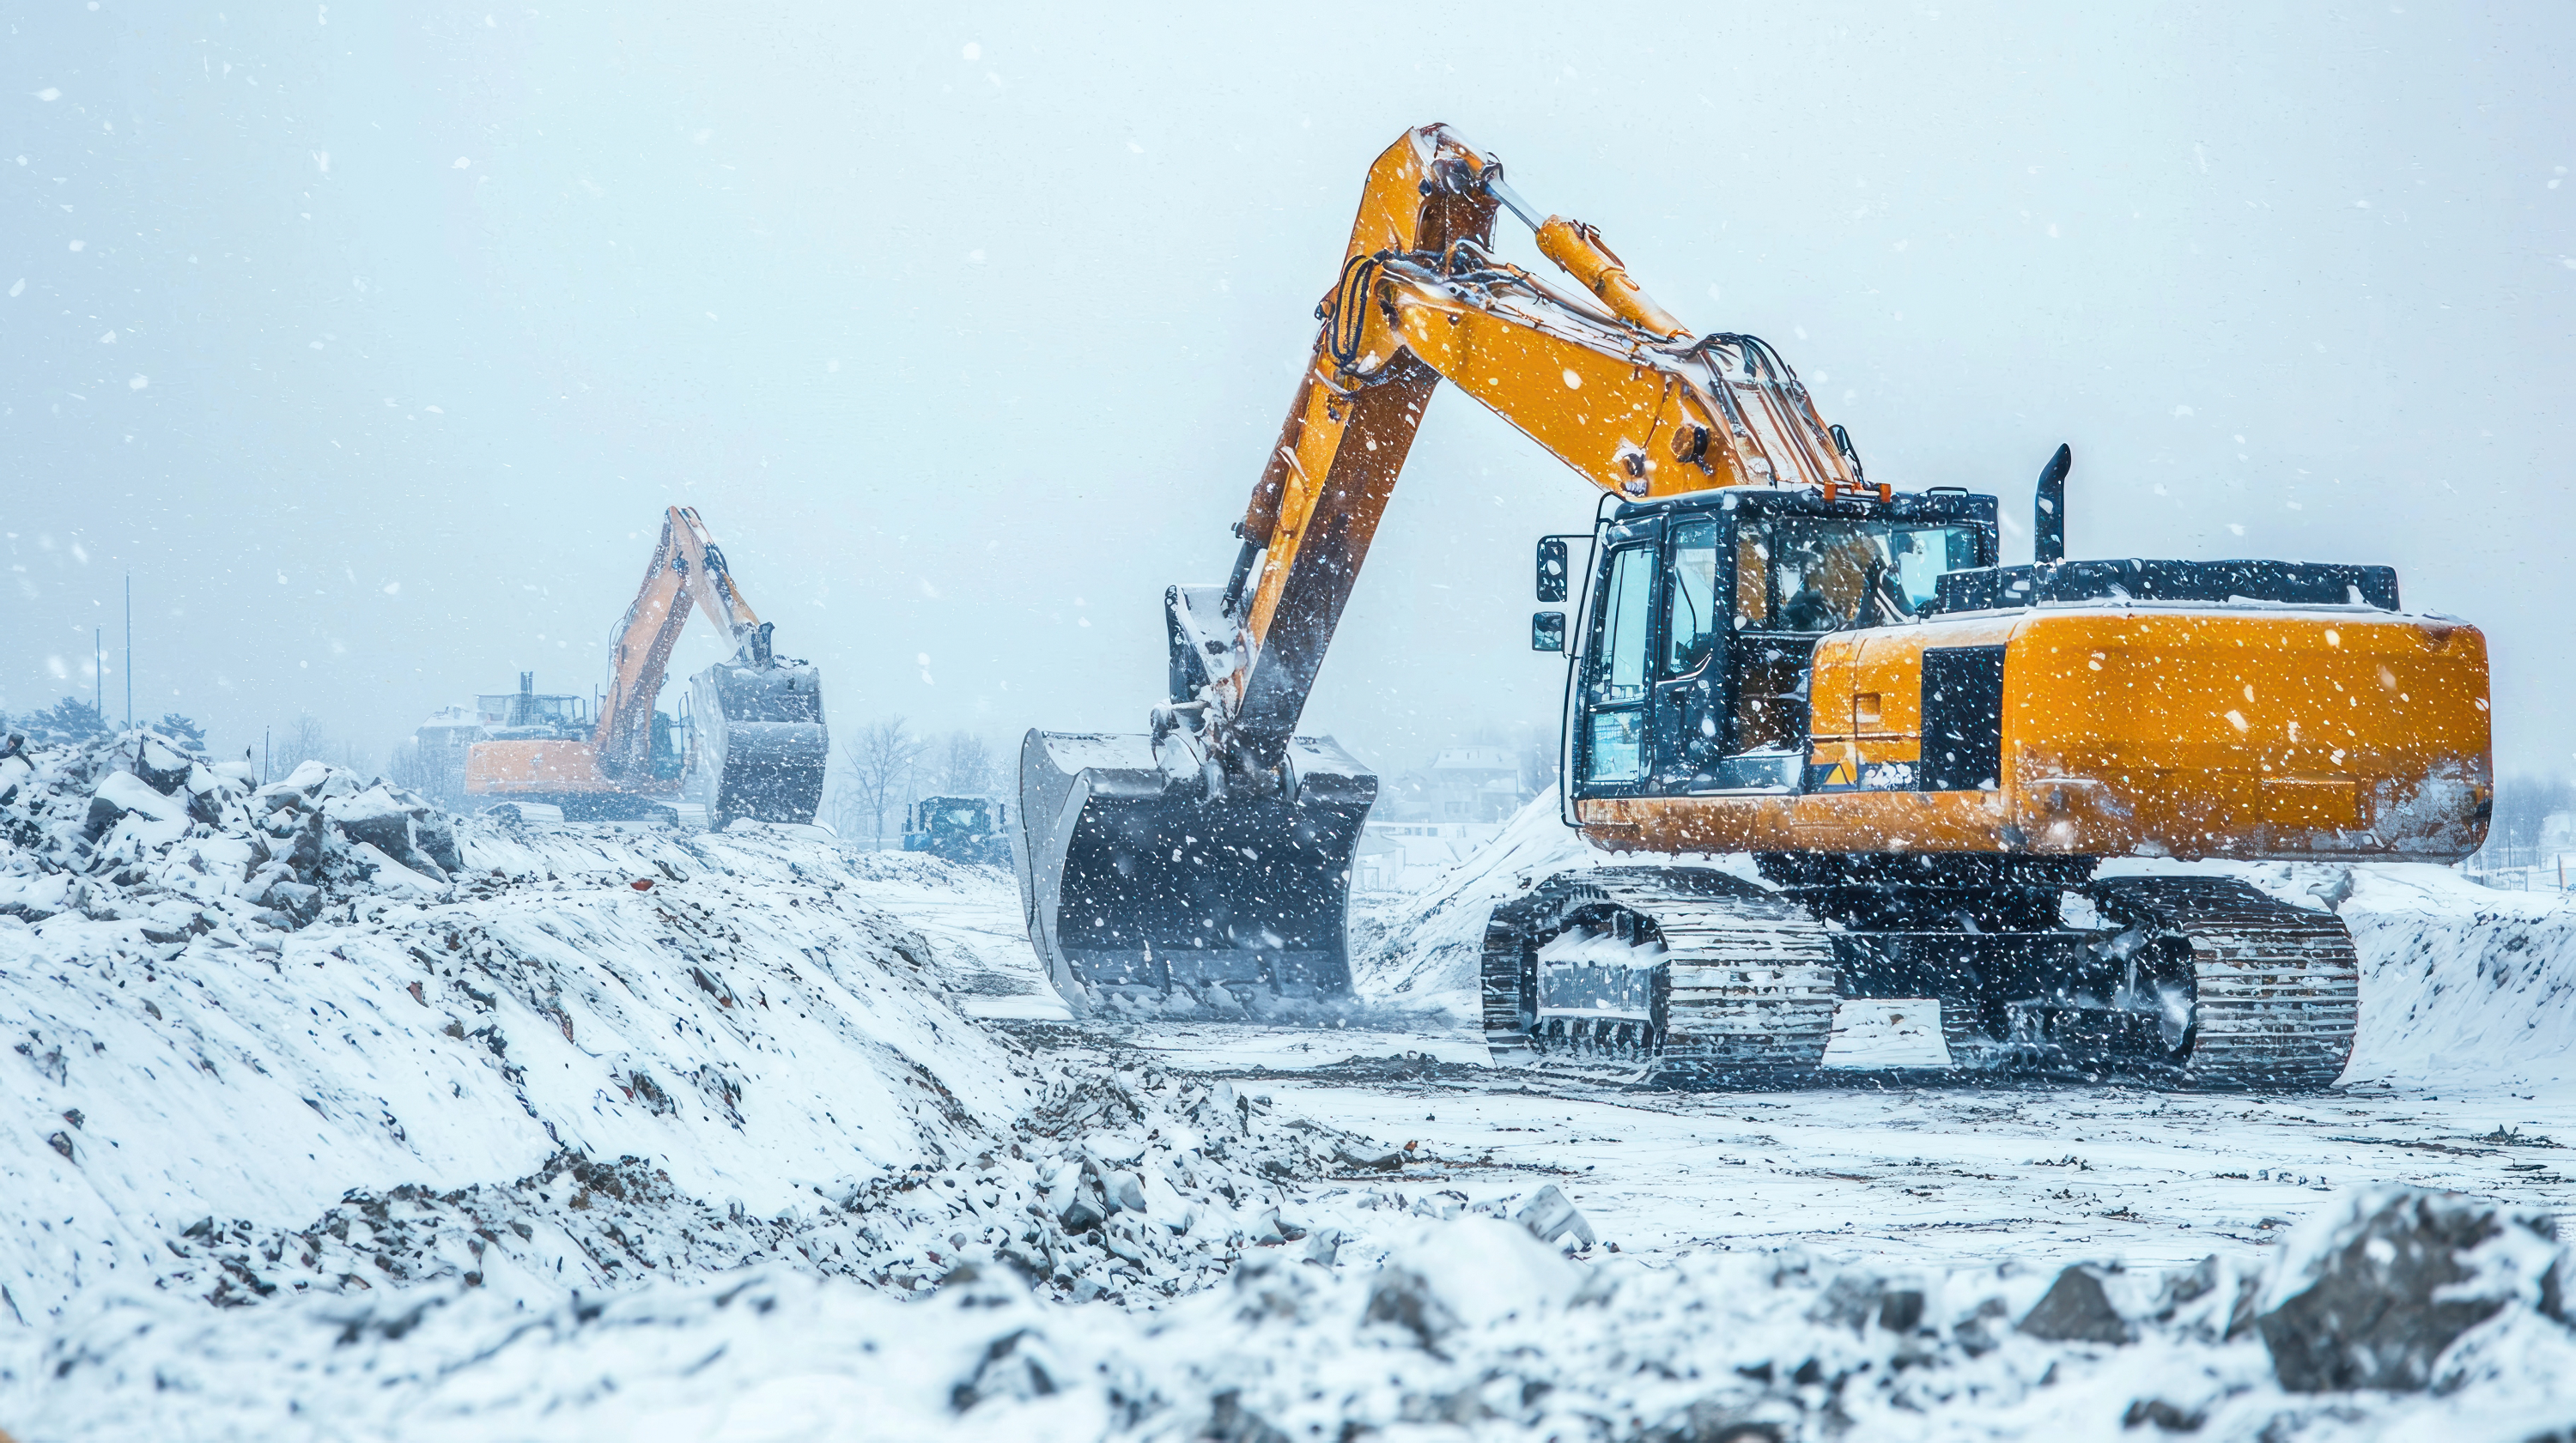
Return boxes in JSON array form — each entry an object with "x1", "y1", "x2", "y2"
[
  {"x1": 1482, "y1": 867, "x2": 1840, "y2": 1086},
  {"x1": 2087, "y1": 876, "x2": 2360, "y2": 1088},
  {"x1": 1480, "y1": 868, "x2": 2358, "y2": 1092}
]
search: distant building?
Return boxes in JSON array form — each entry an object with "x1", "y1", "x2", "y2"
[
  {"x1": 1352, "y1": 819, "x2": 1505, "y2": 893},
  {"x1": 411, "y1": 706, "x2": 493, "y2": 813},
  {"x1": 1370, "y1": 746, "x2": 1534, "y2": 825},
  {"x1": 1423, "y1": 747, "x2": 1527, "y2": 822}
]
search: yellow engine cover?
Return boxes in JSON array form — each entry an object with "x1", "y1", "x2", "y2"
[{"x1": 1579, "y1": 607, "x2": 2492, "y2": 862}]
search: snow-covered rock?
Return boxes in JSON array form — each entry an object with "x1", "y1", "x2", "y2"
[
  {"x1": 0, "y1": 729, "x2": 460, "y2": 929},
  {"x1": 2257, "y1": 1185, "x2": 2566, "y2": 1392}
]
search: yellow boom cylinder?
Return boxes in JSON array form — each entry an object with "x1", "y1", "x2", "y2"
[{"x1": 1534, "y1": 216, "x2": 1691, "y2": 339}]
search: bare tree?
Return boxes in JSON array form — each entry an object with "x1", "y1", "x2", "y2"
[
  {"x1": 386, "y1": 737, "x2": 428, "y2": 793},
  {"x1": 278, "y1": 711, "x2": 333, "y2": 773},
  {"x1": 937, "y1": 731, "x2": 999, "y2": 797},
  {"x1": 845, "y1": 717, "x2": 927, "y2": 847},
  {"x1": 2493, "y1": 774, "x2": 2576, "y2": 852}
]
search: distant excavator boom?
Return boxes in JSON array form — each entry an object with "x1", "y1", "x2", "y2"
[{"x1": 594, "y1": 507, "x2": 780, "y2": 785}]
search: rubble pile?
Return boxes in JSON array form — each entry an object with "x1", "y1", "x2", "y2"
[
  {"x1": 0, "y1": 728, "x2": 462, "y2": 936},
  {"x1": 3, "y1": 727, "x2": 1400, "y2": 1323},
  {"x1": 22, "y1": 1185, "x2": 2574, "y2": 1440},
  {"x1": 147, "y1": 1061, "x2": 1399, "y2": 1314}
]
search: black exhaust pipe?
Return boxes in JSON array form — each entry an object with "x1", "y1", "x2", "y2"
[{"x1": 2033, "y1": 443, "x2": 2072, "y2": 566}]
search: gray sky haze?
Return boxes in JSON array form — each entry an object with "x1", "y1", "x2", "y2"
[{"x1": 4, "y1": 3, "x2": 2570, "y2": 781}]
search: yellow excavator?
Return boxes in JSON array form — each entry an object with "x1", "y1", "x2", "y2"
[
  {"x1": 1017, "y1": 124, "x2": 2493, "y2": 1087},
  {"x1": 465, "y1": 506, "x2": 828, "y2": 828}
]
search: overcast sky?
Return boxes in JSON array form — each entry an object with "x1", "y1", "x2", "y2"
[{"x1": 4, "y1": 3, "x2": 2570, "y2": 785}]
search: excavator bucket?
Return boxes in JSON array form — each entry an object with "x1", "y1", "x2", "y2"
[
  {"x1": 1014, "y1": 731, "x2": 1375, "y2": 1011},
  {"x1": 686, "y1": 657, "x2": 828, "y2": 827}
]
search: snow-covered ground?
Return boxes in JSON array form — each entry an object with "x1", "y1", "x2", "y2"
[{"x1": 4, "y1": 740, "x2": 2573, "y2": 1440}]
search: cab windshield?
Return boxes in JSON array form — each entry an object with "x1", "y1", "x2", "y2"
[{"x1": 1724, "y1": 516, "x2": 1983, "y2": 634}]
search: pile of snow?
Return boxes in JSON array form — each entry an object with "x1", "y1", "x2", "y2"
[
  {"x1": 1351, "y1": 786, "x2": 1604, "y2": 1015},
  {"x1": 2336, "y1": 865, "x2": 2576, "y2": 1089},
  {"x1": 0, "y1": 730, "x2": 1399, "y2": 1331},
  {"x1": 15, "y1": 1188, "x2": 2574, "y2": 1440}
]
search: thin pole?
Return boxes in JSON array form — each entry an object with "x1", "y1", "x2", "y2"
[
  {"x1": 124, "y1": 573, "x2": 132, "y2": 731},
  {"x1": 93, "y1": 628, "x2": 101, "y2": 725}
]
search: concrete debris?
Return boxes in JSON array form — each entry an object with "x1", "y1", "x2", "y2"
[
  {"x1": 1513, "y1": 1183, "x2": 1597, "y2": 1248},
  {"x1": 0, "y1": 728, "x2": 460, "y2": 934}
]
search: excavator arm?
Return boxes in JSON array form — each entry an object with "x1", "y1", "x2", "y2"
[
  {"x1": 1177, "y1": 124, "x2": 1857, "y2": 779},
  {"x1": 1019, "y1": 123, "x2": 1857, "y2": 1008},
  {"x1": 593, "y1": 506, "x2": 777, "y2": 784}
]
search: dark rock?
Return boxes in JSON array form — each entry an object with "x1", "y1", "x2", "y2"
[
  {"x1": 950, "y1": 1327, "x2": 1059, "y2": 1410},
  {"x1": 82, "y1": 793, "x2": 125, "y2": 842},
  {"x1": 1364, "y1": 1265, "x2": 1461, "y2": 1348},
  {"x1": 331, "y1": 809, "x2": 419, "y2": 869},
  {"x1": 414, "y1": 810, "x2": 465, "y2": 875},
  {"x1": 262, "y1": 880, "x2": 323, "y2": 925},
  {"x1": 1645, "y1": 1406, "x2": 1785, "y2": 1443},
  {"x1": 135, "y1": 737, "x2": 192, "y2": 795},
  {"x1": 2121, "y1": 1398, "x2": 2205, "y2": 1431},
  {"x1": 1877, "y1": 1288, "x2": 1927, "y2": 1333},
  {"x1": 1203, "y1": 1389, "x2": 1293, "y2": 1443},
  {"x1": 2258, "y1": 1185, "x2": 2564, "y2": 1393},
  {"x1": 2019, "y1": 1262, "x2": 2137, "y2": 1344},
  {"x1": 1057, "y1": 1189, "x2": 1104, "y2": 1235},
  {"x1": 46, "y1": 1131, "x2": 74, "y2": 1161}
]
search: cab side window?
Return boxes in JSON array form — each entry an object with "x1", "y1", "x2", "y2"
[
  {"x1": 1582, "y1": 545, "x2": 1656, "y2": 785},
  {"x1": 1664, "y1": 519, "x2": 1720, "y2": 676},
  {"x1": 1591, "y1": 546, "x2": 1654, "y2": 705}
]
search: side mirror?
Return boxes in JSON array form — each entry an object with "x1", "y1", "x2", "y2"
[
  {"x1": 1536, "y1": 537, "x2": 1569, "y2": 603},
  {"x1": 1532, "y1": 611, "x2": 1566, "y2": 652}
]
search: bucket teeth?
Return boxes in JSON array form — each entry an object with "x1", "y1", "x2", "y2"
[{"x1": 1015, "y1": 730, "x2": 1374, "y2": 1010}]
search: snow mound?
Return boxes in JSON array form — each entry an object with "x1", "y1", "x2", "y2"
[
  {"x1": 1351, "y1": 787, "x2": 1601, "y2": 1016},
  {"x1": 2336, "y1": 865, "x2": 2576, "y2": 1089},
  {"x1": 1, "y1": 731, "x2": 1388, "y2": 1329}
]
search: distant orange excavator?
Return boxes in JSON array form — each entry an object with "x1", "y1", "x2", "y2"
[{"x1": 463, "y1": 506, "x2": 827, "y2": 828}]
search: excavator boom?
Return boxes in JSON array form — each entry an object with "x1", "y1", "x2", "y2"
[{"x1": 1021, "y1": 124, "x2": 1845, "y2": 1008}]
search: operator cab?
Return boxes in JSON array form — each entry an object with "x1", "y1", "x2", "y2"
[
  {"x1": 477, "y1": 672, "x2": 592, "y2": 743},
  {"x1": 1541, "y1": 486, "x2": 1996, "y2": 799}
]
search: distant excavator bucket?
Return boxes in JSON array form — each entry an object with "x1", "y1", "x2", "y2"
[
  {"x1": 687, "y1": 656, "x2": 828, "y2": 827},
  {"x1": 1014, "y1": 731, "x2": 1375, "y2": 1011}
]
